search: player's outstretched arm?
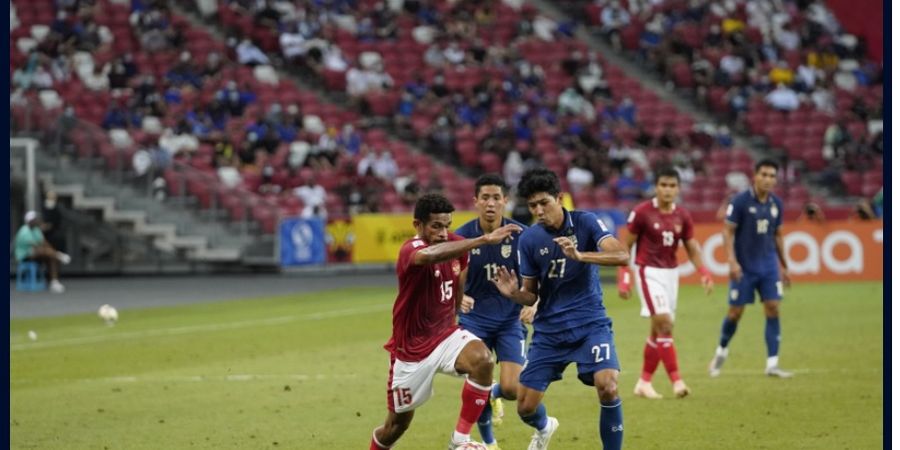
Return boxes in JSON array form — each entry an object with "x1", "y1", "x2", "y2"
[
  {"x1": 552, "y1": 236, "x2": 629, "y2": 266},
  {"x1": 491, "y1": 266, "x2": 538, "y2": 306},
  {"x1": 686, "y1": 238, "x2": 714, "y2": 295},
  {"x1": 414, "y1": 223, "x2": 522, "y2": 265}
]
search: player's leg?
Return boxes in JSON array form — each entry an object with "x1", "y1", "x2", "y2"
[
  {"x1": 710, "y1": 275, "x2": 753, "y2": 376},
  {"x1": 658, "y1": 269, "x2": 688, "y2": 396},
  {"x1": 577, "y1": 322, "x2": 624, "y2": 449},
  {"x1": 594, "y1": 369, "x2": 624, "y2": 450},
  {"x1": 761, "y1": 276, "x2": 792, "y2": 377},
  {"x1": 468, "y1": 332, "x2": 501, "y2": 447},
  {"x1": 450, "y1": 337, "x2": 495, "y2": 447},
  {"x1": 517, "y1": 335, "x2": 561, "y2": 450},
  {"x1": 371, "y1": 410, "x2": 414, "y2": 449},
  {"x1": 634, "y1": 266, "x2": 662, "y2": 398}
]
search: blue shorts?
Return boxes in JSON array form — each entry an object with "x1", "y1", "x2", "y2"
[
  {"x1": 462, "y1": 322, "x2": 528, "y2": 365},
  {"x1": 519, "y1": 321, "x2": 620, "y2": 392},
  {"x1": 728, "y1": 272, "x2": 783, "y2": 305}
]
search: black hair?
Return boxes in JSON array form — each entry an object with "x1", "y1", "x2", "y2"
[
  {"x1": 654, "y1": 166, "x2": 681, "y2": 184},
  {"x1": 755, "y1": 159, "x2": 779, "y2": 173},
  {"x1": 414, "y1": 193, "x2": 455, "y2": 222},
  {"x1": 517, "y1": 167, "x2": 561, "y2": 199},
  {"x1": 474, "y1": 173, "x2": 509, "y2": 197}
]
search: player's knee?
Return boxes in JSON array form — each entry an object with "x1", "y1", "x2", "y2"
[
  {"x1": 516, "y1": 402, "x2": 538, "y2": 417},
  {"x1": 470, "y1": 348, "x2": 494, "y2": 380},
  {"x1": 500, "y1": 386, "x2": 517, "y2": 401},
  {"x1": 597, "y1": 381, "x2": 618, "y2": 402}
]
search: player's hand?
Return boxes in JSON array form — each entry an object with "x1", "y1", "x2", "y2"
[
  {"x1": 728, "y1": 260, "x2": 742, "y2": 282},
  {"x1": 490, "y1": 266, "x2": 519, "y2": 298},
  {"x1": 699, "y1": 266, "x2": 714, "y2": 295},
  {"x1": 781, "y1": 269, "x2": 792, "y2": 289},
  {"x1": 552, "y1": 236, "x2": 581, "y2": 261},
  {"x1": 483, "y1": 223, "x2": 523, "y2": 245},
  {"x1": 459, "y1": 295, "x2": 475, "y2": 314},
  {"x1": 519, "y1": 305, "x2": 536, "y2": 324},
  {"x1": 617, "y1": 266, "x2": 631, "y2": 300}
]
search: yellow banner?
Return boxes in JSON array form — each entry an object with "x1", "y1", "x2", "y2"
[{"x1": 352, "y1": 212, "x2": 480, "y2": 263}]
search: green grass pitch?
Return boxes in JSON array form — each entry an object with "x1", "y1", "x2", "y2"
[{"x1": 10, "y1": 281, "x2": 883, "y2": 449}]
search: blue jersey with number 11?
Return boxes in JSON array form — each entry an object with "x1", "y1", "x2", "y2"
[
  {"x1": 518, "y1": 209, "x2": 614, "y2": 334},
  {"x1": 456, "y1": 217, "x2": 526, "y2": 331}
]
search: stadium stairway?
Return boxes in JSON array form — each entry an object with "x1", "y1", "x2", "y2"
[{"x1": 32, "y1": 145, "x2": 270, "y2": 269}]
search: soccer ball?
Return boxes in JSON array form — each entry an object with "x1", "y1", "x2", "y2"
[
  {"x1": 98, "y1": 304, "x2": 118, "y2": 325},
  {"x1": 452, "y1": 443, "x2": 488, "y2": 450}
]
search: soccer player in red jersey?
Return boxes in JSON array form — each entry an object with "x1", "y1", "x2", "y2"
[
  {"x1": 618, "y1": 167, "x2": 714, "y2": 399},
  {"x1": 370, "y1": 193, "x2": 522, "y2": 450}
]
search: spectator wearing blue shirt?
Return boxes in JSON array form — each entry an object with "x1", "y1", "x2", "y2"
[
  {"x1": 709, "y1": 159, "x2": 793, "y2": 378},
  {"x1": 492, "y1": 168, "x2": 629, "y2": 450}
]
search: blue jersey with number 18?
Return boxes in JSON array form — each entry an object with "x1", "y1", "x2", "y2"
[
  {"x1": 518, "y1": 209, "x2": 614, "y2": 334},
  {"x1": 725, "y1": 189, "x2": 783, "y2": 276},
  {"x1": 456, "y1": 217, "x2": 526, "y2": 331}
]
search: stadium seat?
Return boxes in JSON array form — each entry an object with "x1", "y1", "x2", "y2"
[{"x1": 16, "y1": 261, "x2": 46, "y2": 292}]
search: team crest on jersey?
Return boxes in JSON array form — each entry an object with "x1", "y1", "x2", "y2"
[
  {"x1": 452, "y1": 260, "x2": 461, "y2": 276},
  {"x1": 501, "y1": 244, "x2": 512, "y2": 258},
  {"x1": 567, "y1": 235, "x2": 578, "y2": 247},
  {"x1": 770, "y1": 204, "x2": 779, "y2": 218},
  {"x1": 653, "y1": 223, "x2": 660, "y2": 229},
  {"x1": 434, "y1": 269, "x2": 441, "y2": 278},
  {"x1": 749, "y1": 207, "x2": 757, "y2": 214}
]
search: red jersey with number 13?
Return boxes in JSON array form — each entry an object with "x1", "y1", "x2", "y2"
[
  {"x1": 627, "y1": 198, "x2": 695, "y2": 268},
  {"x1": 384, "y1": 233, "x2": 469, "y2": 362}
]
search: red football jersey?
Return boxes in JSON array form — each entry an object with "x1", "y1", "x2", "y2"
[
  {"x1": 626, "y1": 198, "x2": 695, "y2": 268},
  {"x1": 384, "y1": 233, "x2": 469, "y2": 362}
]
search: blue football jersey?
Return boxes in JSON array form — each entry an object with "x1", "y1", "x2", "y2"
[
  {"x1": 456, "y1": 217, "x2": 526, "y2": 331},
  {"x1": 725, "y1": 189, "x2": 783, "y2": 276},
  {"x1": 518, "y1": 209, "x2": 614, "y2": 334}
]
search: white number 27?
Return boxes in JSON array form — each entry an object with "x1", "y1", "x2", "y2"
[{"x1": 591, "y1": 344, "x2": 610, "y2": 363}]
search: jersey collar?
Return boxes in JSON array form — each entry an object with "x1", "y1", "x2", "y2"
[
  {"x1": 474, "y1": 216, "x2": 506, "y2": 235},
  {"x1": 652, "y1": 197, "x2": 676, "y2": 212},
  {"x1": 545, "y1": 208, "x2": 574, "y2": 236},
  {"x1": 748, "y1": 187, "x2": 772, "y2": 204}
]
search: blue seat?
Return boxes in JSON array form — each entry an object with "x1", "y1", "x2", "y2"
[{"x1": 16, "y1": 261, "x2": 47, "y2": 292}]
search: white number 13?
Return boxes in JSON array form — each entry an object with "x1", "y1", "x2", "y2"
[{"x1": 591, "y1": 344, "x2": 610, "y2": 363}]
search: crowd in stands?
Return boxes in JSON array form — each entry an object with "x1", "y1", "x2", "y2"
[{"x1": 11, "y1": 0, "x2": 882, "y2": 237}]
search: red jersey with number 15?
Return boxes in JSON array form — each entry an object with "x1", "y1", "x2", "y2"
[
  {"x1": 627, "y1": 198, "x2": 695, "y2": 268},
  {"x1": 384, "y1": 233, "x2": 469, "y2": 362}
]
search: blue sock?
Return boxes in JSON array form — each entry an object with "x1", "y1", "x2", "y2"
[
  {"x1": 719, "y1": 317, "x2": 738, "y2": 348},
  {"x1": 600, "y1": 398, "x2": 624, "y2": 450},
  {"x1": 476, "y1": 400, "x2": 495, "y2": 444},
  {"x1": 765, "y1": 317, "x2": 780, "y2": 357},
  {"x1": 519, "y1": 403, "x2": 548, "y2": 431},
  {"x1": 491, "y1": 383, "x2": 503, "y2": 400}
]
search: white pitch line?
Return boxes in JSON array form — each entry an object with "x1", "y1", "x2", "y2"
[
  {"x1": 10, "y1": 303, "x2": 390, "y2": 352},
  {"x1": 10, "y1": 373, "x2": 360, "y2": 385}
]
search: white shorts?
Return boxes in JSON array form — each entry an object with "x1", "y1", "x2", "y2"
[
  {"x1": 388, "y1": 328, "x2": 480, "y2": 413},
  {"x1": 635, "y1": 266, "x2": 679, "y2": 319}
]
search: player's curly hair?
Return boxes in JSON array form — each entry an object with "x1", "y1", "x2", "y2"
[
  {"x1": 474, "y1": 173, "x2": 509, "y2": 197},
  {"x1": 517, "y1": 167, "x2": 560, "y2": 200},
  {"x1": 414, "y1": 193, "x2": 455, "y2": 222}
]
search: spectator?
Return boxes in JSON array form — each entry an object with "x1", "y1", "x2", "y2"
[
  {"x1": 567, "y1": 155, "x2": 594, "y2": 193},
  {"x1": 799, "y1": 202, "x2": 826, "y2": 223},
  {"x1": 373, "y1": 150, "x2": 398, "y2": 181},
  {"x1": 293, "y1": 177, "x2": 327, "y2": 219},
  {"x1": 765, "y1": 83, "x2": 800, "y2": 112},
  {"x1": 14, "y1": 211, "x2": 71, "y2": 293},
  {"x1": 236, "y1": 39, "x2": 271, "y2": 66}
]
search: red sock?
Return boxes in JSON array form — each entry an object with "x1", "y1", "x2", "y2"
[
  {"x1": 641, "y1": 336, "x2": 660, "y2": 382},
  {"x1": 456, "y1": 379, "x2": 491, "y2": 434},
  {"x1": 656, "y1": 334, "x2": 681, "y2": 382},
  {"x1": 370, "y1": 429, "x2": 390, "y2": 449}
]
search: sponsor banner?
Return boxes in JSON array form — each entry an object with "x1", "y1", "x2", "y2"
[
  {"x1": 659, "y1": 221, "x2": 883, "y2": 283},
  {"x1": 325, "y1": 219, "x2": 355, "y2": 263},
  {"x1": 352, "y1": 212, "x2": 479, "y2": 264},
  {"x1": 280, "y1": 218, "x2": 327, "y2": 266}
]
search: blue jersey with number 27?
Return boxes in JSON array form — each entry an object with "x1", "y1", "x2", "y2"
[{"x1": 518, "y1": 209, "x2": 614, "y2": 334}]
